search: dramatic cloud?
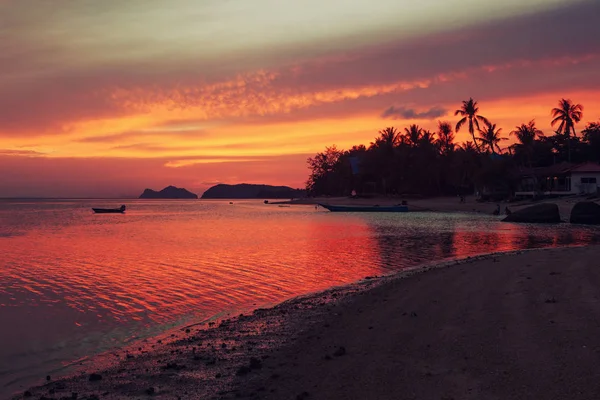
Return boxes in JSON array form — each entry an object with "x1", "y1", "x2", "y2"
[
  {"x1": 381, "y1": 106, "x2": 448, "y2": 120},
  {"x1": 1, "y1": 0, "x2": 600, "y2": 196}
]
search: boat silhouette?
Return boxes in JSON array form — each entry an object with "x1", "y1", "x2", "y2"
[{"x1": 92, "y1": 205, "x2": 126, "y2": 214}]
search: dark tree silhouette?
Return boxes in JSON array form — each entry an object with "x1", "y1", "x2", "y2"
[
  {"x1": 510, "y1": 120, "x2": 544, "y2": 167},
  {"x1": 455, "y1": 98, "x2": 489, "y2": 152},
  {"x1": 403, "y1": 124, "x2": 423, "y2": 146},
  {"x1": 305, "y1": 99, "x2": 597, "y2": 198},
  {"x1": 436, "y1": 121, "x2": 455, "y2": 155},
  {"x1": 477, "y1": 121, "x2": 506, "y2": 154},
  {"x1": 551, "y1": 99, "x2": 583, "y2": 162}
]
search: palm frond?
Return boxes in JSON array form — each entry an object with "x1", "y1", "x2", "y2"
[{"x1": 456, "y1": 117, "x2": 467, "y2": 132}]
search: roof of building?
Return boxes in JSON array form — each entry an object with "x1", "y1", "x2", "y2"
[
  {"x1": 570, "y1": 162, "x2": 600, "y2": 173},
  {"x1": 515, "y1": 162, "x2": 600, "y2": 177}
]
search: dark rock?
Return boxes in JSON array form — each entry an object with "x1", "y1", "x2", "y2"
[
  {"x1": 146, "y1": 387, "x2": 155, "y2": 395},
  {"x1": 88, "y1": 373, "x2": 102, "y2": 382},
  {"x1": 46, "y1": 375, "x2": 51, "y2": 381},
  {"x1": 236, "y1": 366, "x2": 252, "y2": 376},
  {"x1": 502, "y1": 203, "x2": 561, "y2": 223},
  {"x1": 249, "y1": 357, "x2": 262, "y2": 370},
  {"x1": 296, "y1": 391, "x2": 310, "y2": 400},
  {"x1": 570, "y1": 201, "x2": 600, "y2": 224},
  {"x1": 139, "y1": 186, "x2": 198, "y2": 199},
  {"x1": 24, "y1": 391, "x2": 32, "y2": 397},
  {"x1": 333, "y1": 346, "x2": 346, "y2": 357},
  {"x1": 161, "y1": 362, "x2": 185, "y2": 371}
]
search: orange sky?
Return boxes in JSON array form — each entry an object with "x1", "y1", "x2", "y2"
[{"x1": 1, "y1": 0, "x2": 599, "y2": 197}]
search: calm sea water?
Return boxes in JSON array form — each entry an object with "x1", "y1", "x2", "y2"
[{"x1": 1, "y1": 199, "x2": 599, "y2": 396}]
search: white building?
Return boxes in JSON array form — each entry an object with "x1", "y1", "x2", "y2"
[
  {"x1": 515, "y1": 162, "x2": 600, "y2": 197},
  {"x1": 570, "y1": 163, "x2": 600, "y2": 194}
]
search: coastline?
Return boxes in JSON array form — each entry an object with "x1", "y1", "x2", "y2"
[
  {"x1": 275, "y1": 194, "x2": 599, "y2": 220},
  {"x1": 17, "y1": 244, "x2": 600, "y2": 399}
]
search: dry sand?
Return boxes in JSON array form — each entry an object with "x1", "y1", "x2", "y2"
[{"x1": 19, "y1": 246, "x2": 600, "y2": 400}]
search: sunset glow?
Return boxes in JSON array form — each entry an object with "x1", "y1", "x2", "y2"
[{"x1": 1, "y1": 0, "x2": 599, "y2": 197}]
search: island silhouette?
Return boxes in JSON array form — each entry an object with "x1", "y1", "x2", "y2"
[{"x1": 139, "y1": 185, "x2": 198, "y2": 199}]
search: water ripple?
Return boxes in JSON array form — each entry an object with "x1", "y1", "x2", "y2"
[{"x1": 1, "y1": 199, "x2": 600, "y2": 395}]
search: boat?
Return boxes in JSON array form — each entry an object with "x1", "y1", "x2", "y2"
[
  {"x1": 318, "y1": 204, "x2": 408, "y2": 212},
  {"x1": 92, "y1": 205, "x2": 126, "y2": 214}
]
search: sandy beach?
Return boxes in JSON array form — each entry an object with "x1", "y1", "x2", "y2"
[
  {"x1": 279, "y1": 195, "x2": 600, "y2": 221},
  {"x1": 18, "y1": 245, "x2": 600, "y2": 400}
]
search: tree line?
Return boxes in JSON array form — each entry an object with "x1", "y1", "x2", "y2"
[{"x1": 306, "y1": 98, "x2": 600, "y2": 197}]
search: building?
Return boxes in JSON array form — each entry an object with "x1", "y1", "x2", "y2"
[{"x1": 515, "y1": 162, "x2": 600, "y2": 198}]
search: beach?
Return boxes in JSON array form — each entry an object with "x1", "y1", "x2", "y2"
[
  {"x1": 19, "y1": 245, "x2": 600, "y2": 400},
  {"x1": 280, "y1": 195, "x2": 599, "y2": 220}
]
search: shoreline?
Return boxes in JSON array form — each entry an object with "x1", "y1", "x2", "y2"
[
  {"x1": 273, "y1": 194, "x2": 599, "y2": 220},
  {"x1": 17, "y1": 244, "x2": 600, "y2": 399}
]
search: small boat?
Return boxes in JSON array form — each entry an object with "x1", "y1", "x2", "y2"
[
  {"x1": 92, "y1": 205, "x2": 126, "y2": 214},
  {"x1": 318, "y1": 204, "x2": 408, "y2": 212}
]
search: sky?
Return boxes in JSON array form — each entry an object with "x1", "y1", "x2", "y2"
[{"x1": 1, "y1": 0, "x2": 599, "y2": 197}]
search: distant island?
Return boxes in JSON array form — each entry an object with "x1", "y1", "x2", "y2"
[
  {"x1": 139, "y1": 185, "x2": 198, "y2": 199},
  {"x1": 201, "y1": 184, "x2": 306, "y2": 199}
]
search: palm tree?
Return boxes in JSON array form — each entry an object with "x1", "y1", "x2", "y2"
[
  {"x1": 371, "y1": 127, "x2": 402, "y2": 152},
  {"x1": 403, "y1": 124, "x2": 423, "y2": 146},
  {"x1": 436, "y1": 121, "x2": 455, "y2": 155},
  {"x1": 455, "y1": 98, "x2": 489, "y2": 152},
  {"x1": 420, "y1": 130, "x2": 437, "y2": 147},
  {"x1": 477, "y1": 121, "x2": 506, "y2": 154},
  {"x1": 510, "y1": 120, "x2": 544, "y2": 166},
  {"x1": 551, "y1": 99, "x2": 583, "y2": 162},
  {"x1": 551, "y1": 99, "x2": 583, "y2": 137}
]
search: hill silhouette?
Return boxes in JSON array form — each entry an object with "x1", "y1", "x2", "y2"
[
  {"x1": 139, "y1": 185, "x2": 198, "y2": 199},
  {"x1": 201, "y1": 184, "x2": 305, "y2": 199}
]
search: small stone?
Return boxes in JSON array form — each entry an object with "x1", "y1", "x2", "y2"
[
  {"x1": 333, "y1": 346, "x2": 346, "y2": 357},
  {"x1": 46, "y1": 375, "x2": 51, "y2": 381},
  {"x1": 249, "y1": 357, "x2": 262, "y2": 369},
  {"x1": 88, "y1": 373, "x2": 102, "y2": 382},
  {"x1": 146, "y1": 387, "x2": 155, "y2": 395},
  {"x1": 23, "y1": 391, "x2": 32, "y2": 397},
  {"x1": 236, "y1": 366, "x2": 251, "y2": 376}
]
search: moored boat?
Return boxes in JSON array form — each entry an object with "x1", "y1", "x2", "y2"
[
  {"x1": 92, "y1": 205, "x2": 126, "y2": 214},
  {"x1": 318, "y1": 204, "x2": 408, "y2": 212}
]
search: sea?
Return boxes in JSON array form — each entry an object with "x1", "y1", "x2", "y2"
[{"x1": 1, "y1": 199, "x2": 599, "y2": 397}]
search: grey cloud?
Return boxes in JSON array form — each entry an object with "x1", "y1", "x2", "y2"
[{"x1": 381, "y1": 106, "x2": 447, "y2": 120}]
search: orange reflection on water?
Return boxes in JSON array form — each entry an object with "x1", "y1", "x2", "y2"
[{"x1": 1, "y1": 200, "x2": 599, "y2": 394}]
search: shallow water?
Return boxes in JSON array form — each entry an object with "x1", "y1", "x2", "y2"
[{"x1": 1, "y1": 199, "x2": 599, "y2": 396}]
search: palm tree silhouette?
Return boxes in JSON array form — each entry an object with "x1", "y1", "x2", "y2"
[
  {"x1": 477, "y1": 121, "x2": 506, "y2": 154},
  {"x1": 371, "y1": 127, "x2": 403, "y2": 153},
  {"x1": 551, "y1": 99, "x2": 583, "y2": 162},
  {"x1": 455, "y1": 98, "x2": 489, "y2": 152},
  {"x1": 510, "y1": 120, "x2": 544, "y2": 166},
  {"x1": 403, "y1": 124, "x2": 423, "y2": 147},
  {"x1": 436, "y1": 121, "x2": 455, "y2": 155}
]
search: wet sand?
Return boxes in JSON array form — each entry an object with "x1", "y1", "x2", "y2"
[{"x1": 19, "y1": 246, "x2": 600, "y2": 400}]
